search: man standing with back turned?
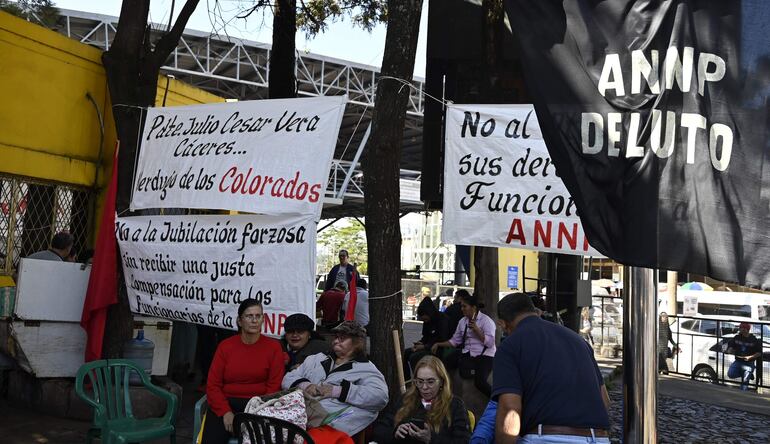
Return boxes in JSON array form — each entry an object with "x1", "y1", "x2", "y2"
[{"x1": 494, "y1": 293, "x2": 611, "y2": 443}]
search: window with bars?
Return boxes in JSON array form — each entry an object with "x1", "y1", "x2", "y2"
[{"x1": 0, "y1": 174, "x2": 92, "y2": 277}]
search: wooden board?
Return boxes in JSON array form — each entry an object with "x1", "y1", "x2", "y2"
[
  {"x1": 11, "y1": 321, "x2": 86, "y2": 377},
  {"x1": 15, "y1": 259, "x2": 90, "y2": 322}
]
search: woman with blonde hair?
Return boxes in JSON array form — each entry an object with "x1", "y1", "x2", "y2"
[{"x1": 390, "y1": 355, "x2": 470, "y2": 443}]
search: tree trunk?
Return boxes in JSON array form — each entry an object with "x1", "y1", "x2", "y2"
[
  {"x1": 363, "y1": 0, "x2": 422, "y2": 409},
  {"x1": 101, "y1": 0, "x2": 200, "y2": 357},
  {"x1": 269, "y1": 0, "x2": 297, "y2": 99},
  {"x1": 474, "y1": 246, "x2": 499, "y2": 324}
]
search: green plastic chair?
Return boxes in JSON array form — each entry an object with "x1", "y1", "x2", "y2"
[{"x1": 75, "y1": 359, "x2": 178, "y2": 444}]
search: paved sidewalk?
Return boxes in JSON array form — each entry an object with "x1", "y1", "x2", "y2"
[{"x1": 2, "y1": 361, "x2": 770, "y2": 443}]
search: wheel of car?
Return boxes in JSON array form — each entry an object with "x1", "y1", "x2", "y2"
[{"x1": 691, "y1": 365, "x2": 717, "y2": 383}]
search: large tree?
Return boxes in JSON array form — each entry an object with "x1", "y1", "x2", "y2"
[
  {"x1": 362, "y1": 0, "x2": 422, "y2": 407},
  {"x1": 236, "y1": 1, "x2": 386, "y2": 98},
  {"x1": 101, "y1": 0, "x2": 201, "y2": 357}
]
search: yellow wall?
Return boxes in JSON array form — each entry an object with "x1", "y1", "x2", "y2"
[
  {"x1": 469, "y1": 247, "x2": 539, "y2": 293},
  {"x1": 498, "y1": 248, "x2": 539, "y2": 293},
  {"x1": 0, "y1": 10, "x2": 224, "y2": 190},
  {"x1": 0, "y1": 11, "x2": 224, "y2": 252}
]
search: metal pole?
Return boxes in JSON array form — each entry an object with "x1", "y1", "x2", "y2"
[{"x1": 622, "y1": 266, "x2": 658, "y2": 443}]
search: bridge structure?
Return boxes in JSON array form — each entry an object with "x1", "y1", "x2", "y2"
[{"x1": 53, "y1": 8, "x2": 427, "y2": 219}]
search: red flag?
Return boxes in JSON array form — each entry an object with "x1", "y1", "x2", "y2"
[
  {"x1": 344, "y1": 270, "x2": 357, "y2": 321},
  {"x1": 80, "y1": 145, "x2": 120, "y2": 362}
]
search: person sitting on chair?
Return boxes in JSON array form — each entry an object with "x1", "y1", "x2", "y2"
[
  {"x1": 431, "y1": 292, "x2": 496, "y2": 398},
  {"x1": 403, "y1": 297, "x2": 450, "y2": 379},
  {"x1": 375, "y1": 355, "x2": 470, "y2": 444},
  {"x1": 282, "y1": 320, "x2": 388, "y2": 436},
  {"x1": 203, "y1": 299, "x2": 285, "y2": 444},
  {"x1": 281, "y1": 313, "x2": 331, "y2": 371}
]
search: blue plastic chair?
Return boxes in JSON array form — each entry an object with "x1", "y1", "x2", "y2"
[{"x1": 193, "y1": 395, "x2": 236, "y2": 444}]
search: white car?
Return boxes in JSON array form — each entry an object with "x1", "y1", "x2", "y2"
[{"x1": 671, "y1": 315, "x2": 768, "y2": 384}]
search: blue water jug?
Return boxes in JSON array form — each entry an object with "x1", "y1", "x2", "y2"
[{"x1": 124, "y1": 330, "x2": 155, "y2": 385}]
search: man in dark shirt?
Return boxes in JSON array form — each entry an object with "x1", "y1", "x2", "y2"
[
  {"x1": 403, "y1": 296, "x2": 451, "y2": 378},
  {"x1": 493, "y1": 293, "x2": 610, "y2": 444},
  {"x1": 316, "y1": 281, "x2": 347, "y2": 329},
  {"x1": 324, "y1": 249, "x2": 359, "y2": 291},
  {"x1": 445, "y1": 289, "x2": 467, "y2": 335},
  {"x1": 726, "y1": 322, "x2": 762, "y2": 390}
]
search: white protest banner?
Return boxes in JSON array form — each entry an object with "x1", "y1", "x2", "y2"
[
  {"x1": 116, "y1": 214, "x2": 316, "y2": 336},
  {"x1": 443, "y1": 104, "x2": 600, "y2": 255},
  {"x1": 131, "y1": 96, "x2": 347, "y2": 216}
]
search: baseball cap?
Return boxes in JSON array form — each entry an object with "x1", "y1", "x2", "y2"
[
  {"x1": 332, "y1": 320, "x2": 367, "y2": 339},
  {"x1": 739, "y1": 322, "x2": 751, "y2": 330}
]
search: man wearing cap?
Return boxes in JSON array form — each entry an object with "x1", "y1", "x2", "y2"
[
  {"x1": 726, "y1": 322, "x2": 763, "y2": 391},
  {"x1": 324, "y1": 249, "x2": 360, "y2": 291},
  {"x1": 27, "y1": 231, "x2": 74, "y2": 262},
  {"x1": 494, "y1": 293, "x2": 610, "y2": 444}
]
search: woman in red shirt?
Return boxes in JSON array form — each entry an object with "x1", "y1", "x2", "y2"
[{"x1": 203, "y1": 299, "x2": 285, "y2": 443}]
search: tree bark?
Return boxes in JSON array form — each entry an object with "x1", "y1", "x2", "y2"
[
  {"x1": 101, "y1": 0, "x2": 200, "y2": 357},
  {"x1": 474, "y1": 246, "x2": 499, "y2": 324},
  {"x1": 269, "y1": 0, "x2": 297, "y2": 99},
  {"x1": 363, "y1": 0, "x2": 422, "y2": 409}
]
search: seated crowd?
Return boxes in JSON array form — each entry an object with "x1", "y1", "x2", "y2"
[{"x1": 201, "y1": 290, "x2": 611, "y2": 444}]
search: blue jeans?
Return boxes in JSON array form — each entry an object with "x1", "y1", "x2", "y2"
[
  {"x1": 519, "y1": 426, "x2": 610, "y2": 443},
  {"x1": 727, "y1": 360, "x2": 755, "y2": 387}
]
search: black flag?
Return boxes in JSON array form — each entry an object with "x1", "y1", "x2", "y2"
[{"x1": 505, "y1": 0, "x2": 770, "y2": 288}]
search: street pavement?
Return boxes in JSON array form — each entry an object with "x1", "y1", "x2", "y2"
[
  {"x1": 2, "y1": 361, "x2": 770, "y2": 443},
  {"x1": 596, "y1": 357, "x2": 770, "y2": 443}
]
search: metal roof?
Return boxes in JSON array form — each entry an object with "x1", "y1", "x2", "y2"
[{"x1": 54, "y1": 9, "x2": 427, "y2": 218}]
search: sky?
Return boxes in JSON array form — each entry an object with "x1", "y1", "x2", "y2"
[{"x1": 55, "y1": 0, "x2": 428, "y2": 78}]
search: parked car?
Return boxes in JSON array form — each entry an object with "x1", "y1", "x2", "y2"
[{"x1": 672, "y1": 315, "x2": 769, "y2": 383}]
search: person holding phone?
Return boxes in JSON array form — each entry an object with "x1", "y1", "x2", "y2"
[
  {"x1": 379, "y1": 356, "x2": 469, "y2": 443},
  {"x1": 431, "y1": 292, "x2": 497, "y2": 397}
]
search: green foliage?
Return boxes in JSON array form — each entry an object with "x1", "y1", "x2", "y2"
[
  {"x1": 318, "y1": 220, "x2": 368, "y2": 274},
  {"x1": 297, "y1": 0, "x2": 387, "y2": 35},
  {"x1": 0, "y1": 0, "x2": 59, "y2": 28}
]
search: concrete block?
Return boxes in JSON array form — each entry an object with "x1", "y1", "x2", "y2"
[{"x1": 38, "y1": 379, "x2": 71, "y2": 417}]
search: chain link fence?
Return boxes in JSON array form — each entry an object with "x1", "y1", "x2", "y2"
[{"x1": 0, "y1": 174, "x2": 92, "y2": 277}]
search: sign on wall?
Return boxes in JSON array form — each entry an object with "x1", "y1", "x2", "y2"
[
  {"x1": 507, "y1": 266, "x2": 519, "y2": 289},
  {"x1": 116, "y1": 214, "x2": 316, "y2": 336},
  {"x1": 442, "y1": 104, "x2": 600, "y2": 256},
  {"x1": 130, "y1": 96, "x2": 347, "y2": 216}
]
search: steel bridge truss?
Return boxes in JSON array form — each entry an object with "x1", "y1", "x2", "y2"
[{"x1": 53, "y1": 9, "x2": 426, "y2": 216}]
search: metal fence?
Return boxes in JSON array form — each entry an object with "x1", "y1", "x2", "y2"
[
  {"x1": 588, "y1": 295, "x2": 624, "y2": 349},
  {"x1": 0, "y1": 174, "x2": 92, "y2": 276},
  {"x1": 668, "y1": 314, "x2": 769, "y2": 390}
]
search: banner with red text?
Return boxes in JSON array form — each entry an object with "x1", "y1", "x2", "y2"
[
  {"x1": 116, "y1": 214, "x2": 315, "y2": 336},
  {"x1": 130, "y1": 96, "x2": 347, "y2": 216},
  {"x1": 442, "y1": 104, "x2": 600, "y2": 256}
]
